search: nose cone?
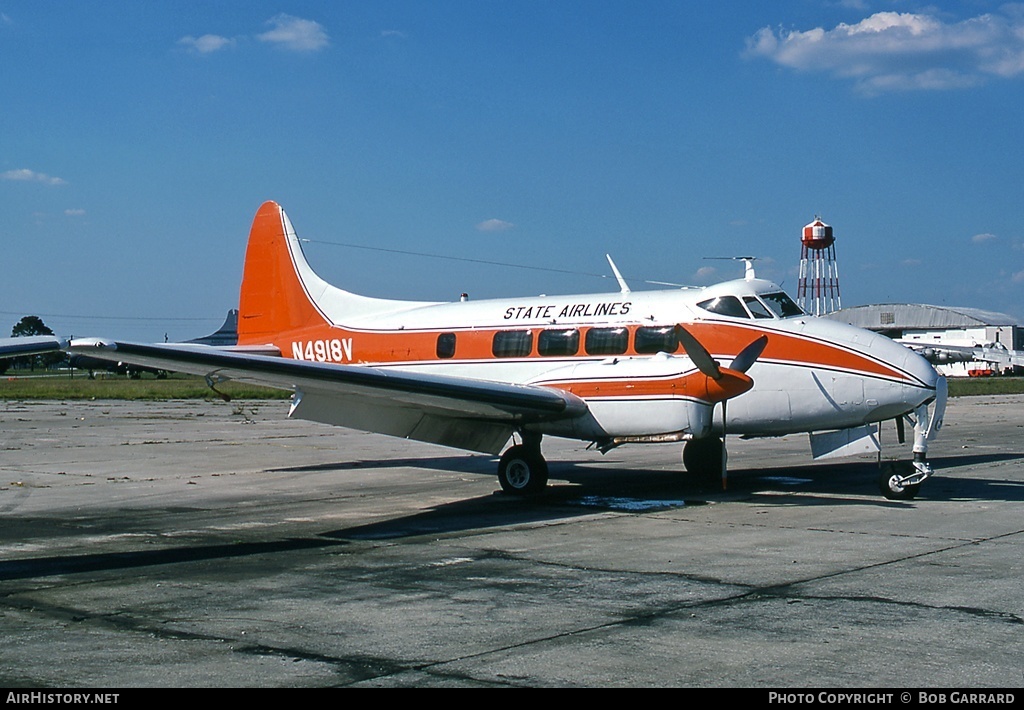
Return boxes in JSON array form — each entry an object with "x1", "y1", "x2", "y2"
[
  {"x1": 798, "y1": 317, "x2": 940, "y2": 413},
  {"x1": 882, "y1": 335, "x2": 939, "y2": 393},
  {"x1": 870, "y1": 333, "x2": 942, "y2": 421}
]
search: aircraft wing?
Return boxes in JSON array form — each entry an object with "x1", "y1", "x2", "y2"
[
  {"x1": 57, "y1": 339, "x2": 588, "y2": 454},
  {"x1": 898, "y1": 340, "x2": 1020, "y2": 368},
  {"x1": 0, "y1": 335, "x2": 68, "y2": 358}
]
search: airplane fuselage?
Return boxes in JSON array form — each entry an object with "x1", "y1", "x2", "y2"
[{"x1": 247, "y1": 238, "x2": 940, "y2": 444}]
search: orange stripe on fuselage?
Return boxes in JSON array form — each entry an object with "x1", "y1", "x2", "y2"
[
  {"x1": 683, "y1": 321, "x2": 907, "y2": 382},
  {"x1": 255, "y1": 320, "x2": 912, "y2": 385},
  {"x1": 536, "y1": 369, "x2": 753, "y2": 405}
]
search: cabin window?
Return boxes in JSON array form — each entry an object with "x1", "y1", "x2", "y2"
[
  {"x1": 436, "y1": 332, "x2": 456, "y2": 359},
  {"x1": 492, "y1": 330, "x2": 533, "y2": 358},
  {"x1": 585, "y1": 327, "x2": 628, "y2": 355},
  {"x1": 743, "y1": 296, "x2": 774, "y2": 319},
  {"x1": 538, "y1": 329, "x2": 580, "y2": 357},
  {"x1": 634, "y1": 326, "x2": 679, "y2": 354},
  {"x1": 761, "y1": 291, "x2": 804, "y2": 318},
  {"x1": 697, "y1": 295, "x2": 749, "y2": 319}
]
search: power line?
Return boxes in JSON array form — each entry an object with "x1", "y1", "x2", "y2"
[
  {"x1": 301, "y1": 238, "x2": 694, "y2": 289},
  {"x1": 302, "y1": 238, "x2": 612, "y2": 280},
  {"x1": 0, "y1": 310, "x2": 217, "y2": 323}
]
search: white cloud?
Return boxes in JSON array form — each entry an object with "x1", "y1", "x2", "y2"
[
  {"x1": 178, "y1": 34, "x2": 235, "y2": 54},
  {"x1": 64, "y1": 208, "x2": 86, "y2": 216},
  {"x1": 972, "y1": 232, "x2": 998, "y2": 243},
  {"x1": 745, "y1": 9, "x2": 1024, "y2": 94},
  {"x1": 1013, "y1": 270, "x2": 1024, "y2": 283},
  {"x1": 1, "y1": 169, "x2": 66, "y2": 185},
  {"x1": 257, "y1": 14, "x2": 329, "y2": 52},
  {"x1": 476, "y1": 218, "x2": 514, "y2": 232},
  {"x1": 694, "y1": 266, "x2": 717, "y2": 281}
]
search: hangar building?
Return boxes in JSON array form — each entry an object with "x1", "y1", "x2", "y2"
[{"x1": 824, "y1": 304, "x2": 1024, "y2": 377}]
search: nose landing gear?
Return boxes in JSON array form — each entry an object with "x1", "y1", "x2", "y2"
[{"x1": 879, "y1": 453, "x2": 931, "y2": 500}]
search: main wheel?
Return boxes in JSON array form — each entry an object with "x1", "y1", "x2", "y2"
[
  {"x1": 682, "y1": 436, "x2": 723, "y2": 481},
  {"x1": 497, "y1": 445, "x2": 549, "y2": 496},
  {"x1": 879, "y1": 462, "x2": 920, "y2": 500}
]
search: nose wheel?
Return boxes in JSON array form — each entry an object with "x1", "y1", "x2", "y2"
[
  {"x1": 879, "y1": 459, "x2": 928, "y2": 500},
  {"x1": 497, "y1": 437, "x2": 549, "y2": 496}
]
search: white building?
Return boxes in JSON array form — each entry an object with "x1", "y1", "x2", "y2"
[{"x1": 824, "y1": 304, "x2": 1023, "y2": 377}]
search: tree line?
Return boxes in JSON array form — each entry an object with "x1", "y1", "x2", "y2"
[{"x1": 1, "y1": 315, "x2": 62, "y2": 374}]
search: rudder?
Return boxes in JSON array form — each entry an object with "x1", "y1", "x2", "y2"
[{"x1": 237, "y1": 201, "x2": 329, "y2": 346}]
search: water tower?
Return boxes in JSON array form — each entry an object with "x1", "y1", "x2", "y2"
[{"x1": 797, "y1": 216, "x2": 841, "y2": 316}]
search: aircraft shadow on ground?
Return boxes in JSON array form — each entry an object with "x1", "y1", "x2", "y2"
[
  {"x1": 3, "y1": 452, "x2": 1019, "y2": 582},
  {"x1": 0, "y1": 537, "x2": 348, "y2": 582},
  {"x1": 267, "y1": 455, "x2": 495, "y2": 475},
  {"x1": 323, "y1": 449, "x2": 1024, "y2": 539},
  {"x1": 270, "y1": 449, "x2": 1024, "y2": 513}
]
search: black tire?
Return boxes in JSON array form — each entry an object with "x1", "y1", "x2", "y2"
[
  {"x1": 682, "y1": 437, "x2": 723, "y2": 481},
  {"x1": 879, "y1": 462, "x2": 920, "y2": 500},
  {"x1": 497, "y1": 445, "x2": 549, "y2": 496}
]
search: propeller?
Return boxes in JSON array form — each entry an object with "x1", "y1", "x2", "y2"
[
  {"x1": 730, "y1": 335, "x2": 769, "y2": 375},
  {"x1": 676, "y1": 325, "x2": 768, "y2": 490}
]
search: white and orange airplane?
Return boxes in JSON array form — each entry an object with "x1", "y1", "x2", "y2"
[{"x1": 3, "y1": 201, "x2": 946, "y2": 499}]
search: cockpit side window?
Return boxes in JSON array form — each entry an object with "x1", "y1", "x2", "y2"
[
  {"x1": 696, "y1": 295, "x2": 749, "y2": 319},
  {"x1": 743, "y1": 296, "x2": 774, "y2": 319},
  {"x1": 760, "y1": 291, "x2": 804, "y2": 318}
]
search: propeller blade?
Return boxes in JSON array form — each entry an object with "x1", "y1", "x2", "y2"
[
  {"x1": 674, "y1": 325, "x2": 764, "y2": 493},
  {"x1": 675, "y1": 325, "x2": 721, "y2": 380},
  {"x1": 730, "y1": 335, "x2": 768, "y2": 374}
]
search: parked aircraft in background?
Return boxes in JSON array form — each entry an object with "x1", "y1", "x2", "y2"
[
  {"x1": 1, "y1": 202, "x2": 946, "y2": 500},
  {"x1": 61, "y1": 310, "x2": 239, "y2": 378},
  {"x1": 897, "y1": 339, "x2": 1024, "y2": 375}
]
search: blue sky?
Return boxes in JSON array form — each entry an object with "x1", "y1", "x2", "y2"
[{"x1": 3, "y1": 1, "x2": 1023, "y2": 342}]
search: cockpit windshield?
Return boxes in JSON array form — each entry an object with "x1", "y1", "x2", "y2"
[
  {"x1": 696, "y1": 295, "x2": 749, "y2": 318},
  {"x1": 760, "y1": 291, "x2": 804, "y2": 318},
  {"x1": 697, "y1": 290, "x2": 805, "y2": 320}
]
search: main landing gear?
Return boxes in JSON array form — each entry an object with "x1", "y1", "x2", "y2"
[
  {"x1": 497, "y1": 433, "x2": 549, "y2": 496},
  {"x1": 682, "y1": 436, "x2": 723, "y2": 482}
]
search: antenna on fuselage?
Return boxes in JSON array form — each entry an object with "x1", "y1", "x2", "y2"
[
  {"x1": 605, "y1": 254, "x2": 631, "y2": 294},
  {"x1": 705, "y1": 256, "x2": 758, "y2": 281},
  {"x1": 742, "y1": 257, "x2": 756, "y2": 281}
]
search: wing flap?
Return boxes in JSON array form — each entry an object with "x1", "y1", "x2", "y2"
[{"x1": 289, "y1": 390, "x2": 515, "y2": 454}]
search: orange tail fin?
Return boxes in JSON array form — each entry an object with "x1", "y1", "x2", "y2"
[
  {"x1": 237, "y1": 202, "x2": 439, "y2": 348},
  {"x1": 237, "y1": 201, "x2": 330, "y2": 346}
]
